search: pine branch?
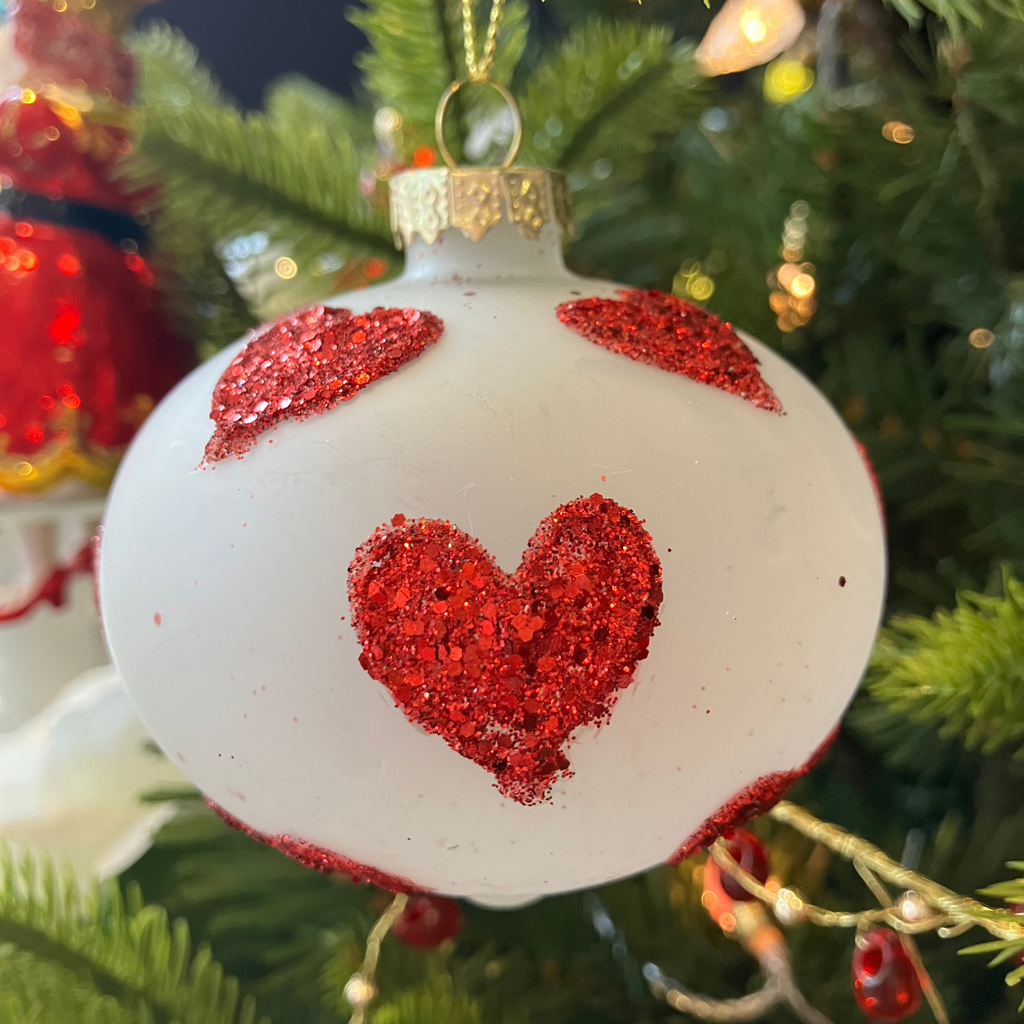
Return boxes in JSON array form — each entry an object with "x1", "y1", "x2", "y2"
[
  {"x1": 866, "y1": 568, "x2": 1024, "y2": 758},
  {"x1": 0, "y1": 948, "x2": 143, "y2": 1024},
  {"x1": 349, "y1": 0, "x2": 529, "y2": 155},
  {"x1": 126, "y1": 23, "x2": 397, "y2": 350},
  {"x1": 959, "y1": 865, "x2": 1024, "y2": 1005},
  {"x1": 0, "y1": 842, "x2": 266, "y2": 1024},
  {"x1": 517, "y1": 22, "x2": 703, "y2": 223},
  {"x1": 122, "y1": 801, "x2": 377, "y2": 1024},
  {"x1": 349, "y1": 0, "x2": 457, "y2": 135},
  {"x1": 884, "y1": 0, "x2": 1024, "y2": 35},
  {"x1": 264, "y1": 76, "x2": 374, "y2": 150},
  {"x1": 372, "y1": 976, "x2": 483, "y2": 1024},
  {"x1": 130, "y1": 24, "x2": 388, "y2": 247}
]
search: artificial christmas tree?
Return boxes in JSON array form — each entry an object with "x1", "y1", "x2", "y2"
[{"x1": 3, "y1": 0, "x2": 1024, "y2": 1019}]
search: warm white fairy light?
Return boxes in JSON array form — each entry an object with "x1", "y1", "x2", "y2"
[
  {"x1": 273, "y1": 257, "x2": 298, "y2": 280},
  {"x1": 763, "y1": 58, "x2": 814, "y2": 104},
  {"x1": 768, "y1": 201, "x2": 817, "y2": 332},
  {"x1": 882, "y1": 120, "x2": 915, "y2": 144},
  {"x1": 696, "y1": 0, "x2": 806, "y2": 77},
  {"x1": 673, "y1": 260, "x2": 715, "y2": 302}
]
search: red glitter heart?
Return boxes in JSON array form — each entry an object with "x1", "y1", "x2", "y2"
[
  {"x1": 556, "y1": 289, "x2": 782, "y2": 414},
  {"x1": 204, "y1": 304, "x2": 443, "y2": 464},
  {"x1": 668, "y1": 727, "x2": 838, "y2": 863},
  {"x1": 348, "y1": 494, "x2": 663, "y2": 805}
]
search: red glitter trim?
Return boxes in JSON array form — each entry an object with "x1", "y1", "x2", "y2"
[
  {"x1": 855, "y1": 440, "x2": 886, "y2": 529},
  {"x1": 205, "y1": 305, "x2": 443, "y2": 464},
  {"x1": 348, "y1": 495, "x2": 663, "y2": 805},
  {"x1": 556, "y1": 290, "x2": 782, "y2": 414},
  {"x1": 668, "y1": 727, "x2": 838, "y2": 863},
  {"x1": 0, "y1": 542, "x2": 93, "y2": 623},
  {"x1": 208, "y1": 801, "x2": 426, "y2": 893}
]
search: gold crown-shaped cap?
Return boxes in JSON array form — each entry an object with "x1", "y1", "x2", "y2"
[{"x1": 388, "y1": 166, "x2": 574, "y2": 250}]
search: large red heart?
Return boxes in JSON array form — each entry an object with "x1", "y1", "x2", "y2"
[
  {"x1": 348, "y1": 494, "x2": 663, "y2": 805},
  {"x1": 556, "y1": 289, "x2": 782, "y2": 414},
  {"x1": 204, "y1": 305, "x2": 443, "y2": 464}
]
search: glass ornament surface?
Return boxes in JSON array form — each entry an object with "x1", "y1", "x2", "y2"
[{"x1": 99, "y1": 169, "x2": 885, "y2": 900}]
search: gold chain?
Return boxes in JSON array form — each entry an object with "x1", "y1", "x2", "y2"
[
  {"x1": 707, "y1": 801, "x2": 1024, "y2": 943},
  {"x1": 344, "y1": 893, "x2": 409, "y2": 1024},
  {"x1": 460, "y1": 0, "x2": 507, "y2": 82}
]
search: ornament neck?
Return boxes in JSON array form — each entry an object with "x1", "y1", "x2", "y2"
[
  {"x1": 388, "y1": 166, "x2": 573, "y2": 282},
  {"x1": 401, "y1": 222, "x2": 569, "y2": 283}
]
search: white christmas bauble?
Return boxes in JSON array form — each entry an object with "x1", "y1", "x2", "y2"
[{"x1": 99, "y1": 168, "x2": 885, "y2": 901}]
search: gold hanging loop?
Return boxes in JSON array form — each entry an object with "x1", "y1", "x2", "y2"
[
  {"x1": 434, "y1": 78, "x2": 523, "y2": 169},
  {"x1": 434, "y1": 0, "x2": 520, "y2": 168}
]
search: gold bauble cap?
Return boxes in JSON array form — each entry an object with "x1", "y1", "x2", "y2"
[
  {"x1": 388, "y1": 165, "x2": 574, "y2": 250},
  {"x1": 389, "y1": 78, "x2": 574, "y2": 249}
]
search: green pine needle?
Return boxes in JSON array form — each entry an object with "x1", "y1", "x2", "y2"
[
  {"x1": 885, "y1": 0, "x2": 1024, "y2": 35},
  {"x1": 372, "y1": 976, "x2": 482, "y2": 1024},
  {"x1": 866, "y1": 568, "x2": 1024, "y2": 758},
  {"x1": 518, "y1": 22, "x2": 703, "y2": 222},
  {"x1": 957, "y1": 863, "x2": 1024, "y2": 1006},
  {"x1": 0, "y1": 843, "x2": 267, "y2": 1024},
  {"x1": 350, "y1": 0, "x2": 529, "y2": 152},
  {"x1": 131, "y1": 24, "x2": 385, "y2": 243},
  {"x1": 127, "y1": 22, "x2": 394, "y2": 352}
]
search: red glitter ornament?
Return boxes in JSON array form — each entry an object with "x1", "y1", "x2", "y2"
[
  {"x1": 0, "y1": 1, "x2": 192, "y2": 494},
  {"x1": 669, "y1": 728, "x2": 837, "y2": 862},
  {"x1": 12, "y1": 0, "x2": 137, "y2": 103},
  {"x1": 851, "y1": 928, "x2": 921, "y2": 1022},
  {"x1": 719, "y1": 828, "x2": 770, "y2": 902},
  {"x1": 393, "y1": 896, "x2": 464, "y2": 949},
  {"x1": 556, "y1": 290, "x2": 782, "y2": 414},
  {"x1": 205, "y1": 305, "x2": 443, "y2": 464},
  {"x1": 209, "y1": 802, "x2": 425, "y2": 893},
  {"x1": 348, "y1": 494, "x2": 662, "y2": 805},
  {"x1": 0, "y1": 222, "x2": 192, "y2": 467}
]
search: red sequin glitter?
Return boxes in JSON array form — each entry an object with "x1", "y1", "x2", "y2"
[
  {"x1": 209, "y1": 802, "x2": 425, "y2": 893},
  {"x1": 348, "y1": 494, "x2": 662, "y2": 805},
  {"x1": 856, "y1": 440, "x2": 886, "y2": 529},
  {"x1": 556, "y1": 290, "x2": 782, "y2": 414},
  {"x1": 205, "y1": 305, "x2": 443, "y2": 463},
  {"x1": 669, "y1": 727, "x2": 838, "y2": 862}
]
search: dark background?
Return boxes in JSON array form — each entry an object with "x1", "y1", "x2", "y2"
[
  {"x1": 135, "y1": 0, "x2": 717, "y2": 110},
  {"x1": 136, "y1": 0, "x2": 368, "y2": 107}
]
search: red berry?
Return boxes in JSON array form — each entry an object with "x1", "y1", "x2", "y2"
[
  {"x1": 719, "y1": 829, "x2": 769, "y2": 902},
  {"x1": 392, "y1": 896, "x2": 463, "y2": 949},
  {"x1": 851, "y1": 928, "x2": 921, "y2": 1022}
]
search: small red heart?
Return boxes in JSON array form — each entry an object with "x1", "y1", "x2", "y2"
[
  {"x1": 556, "y1": 289, "x2": 782, "y2": 414},
  {"x1": 205, "y1": 305, "x2": 443, "y2": 464},
  {"x1": 348, "y1": 495, "x2": 663, "y2": 805}
]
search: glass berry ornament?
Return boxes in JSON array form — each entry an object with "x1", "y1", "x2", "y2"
[
  {"x1": 719, "y1": 829, "x2": 770, "y2": 903},
  {"x1": 393, "y1": 896, "x2": 464, "y2": 949},
  {"x1": 851, "y1": 928, "x2": 922, "y2": 1022},
  {"x1": 99, "y1": 77, "x2": 884, "y2": 901}
]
